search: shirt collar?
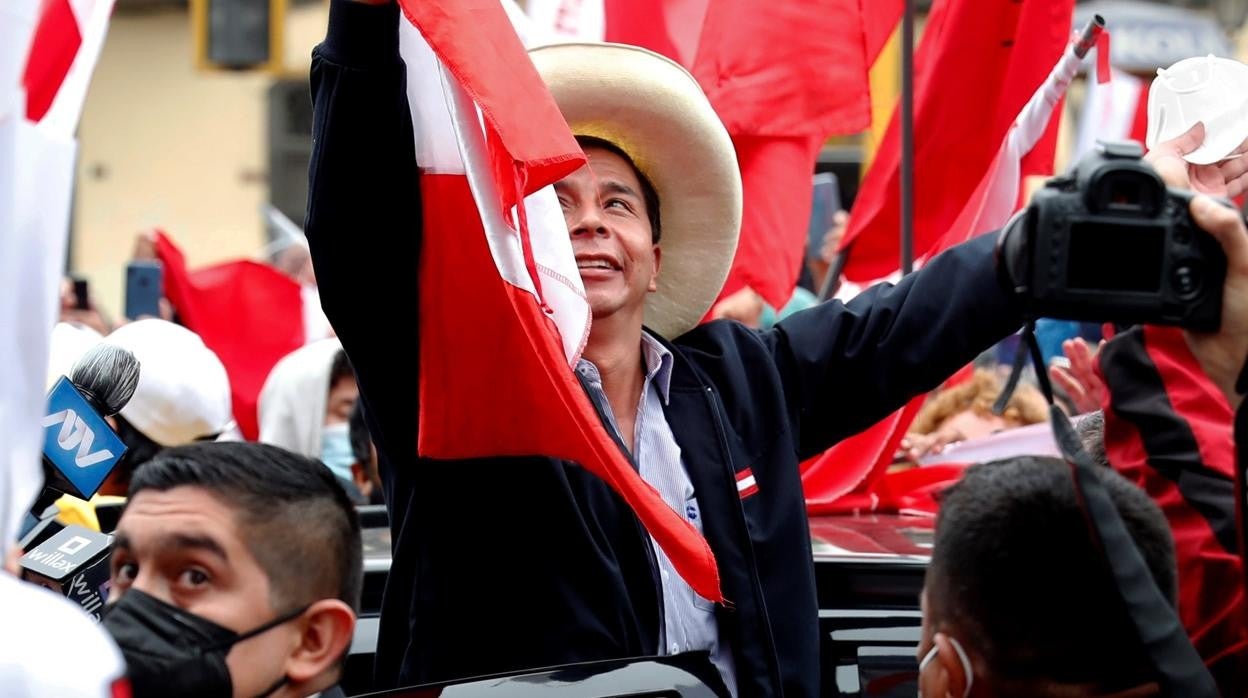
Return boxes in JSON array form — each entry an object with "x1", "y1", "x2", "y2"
[
  {"x1": 574, "y1": 333, "x2": 674, "y2": 406},
  {"x1": 640, "y1": 331, "x2": 674, "y2": 405}
]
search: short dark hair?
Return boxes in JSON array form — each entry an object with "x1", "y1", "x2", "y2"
[
  {"x1": 111, "y1": 415, "x2": 165, "y2": 489},
  {"x1": 927, "y1": 456, "x2": 1175, "y2": 692},
  {"x1": 348, "y1": 400, "x2": 372, "y2": 468},
  {"x1": 575, "y1": 135, "x2": 662, "y2": 243},
  {"x1": 128, "y1": 442, "x2": 363, "y2": 614},
  {"x1": 329, "y1": 349, "x2": 354, "y2": 392}
]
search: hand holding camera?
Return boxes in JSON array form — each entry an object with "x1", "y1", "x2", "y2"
[
  {"x1": 998, "y1": 131, "x2": 1248, "y2": 409},
  {"x1": 1147, "y1": 125, "x2": 1248, "y2": 410},
  {"x1": 1182, "y1": 193, "x2": 1248, "y2": 410}
]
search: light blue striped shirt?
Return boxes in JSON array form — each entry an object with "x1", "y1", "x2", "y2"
[{"x1": 576, "y1": 333, "x2": 736, "y2": 696}]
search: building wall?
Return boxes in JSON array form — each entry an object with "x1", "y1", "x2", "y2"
[{"x1": 72, "y1": 1, "x2": 328, "y2": 318}]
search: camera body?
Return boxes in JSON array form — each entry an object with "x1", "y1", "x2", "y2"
[{"x1": 999, "y1": 140, "x2": 1226, "y2": 331}]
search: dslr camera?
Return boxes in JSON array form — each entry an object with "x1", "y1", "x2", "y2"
[{"x1": 998, "y1": 140, "x2": 1227, "y2": 331}]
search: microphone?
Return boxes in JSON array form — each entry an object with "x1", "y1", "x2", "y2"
[
  {"x1": 18, "y1": 507, "x2": 66, "y2": 552},
  {"x1": 25, "y1": 344, "x2": 141, "y2": 527},
  {"x1": 68, "y1": 342, "x2": 141, "y2": 416},
  {"x1": 19, "y1": 525, "x2": 114, "y2": 620}
]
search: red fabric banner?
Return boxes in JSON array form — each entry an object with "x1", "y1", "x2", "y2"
[
  {"x1": 154, "y1": 232, "x2": 304, "y2": 440},
  {"x1": 840, "y1": 0, "x2": 1075, "y2": 282}
]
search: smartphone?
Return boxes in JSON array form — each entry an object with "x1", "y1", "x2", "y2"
[
  {"x1": 808, "y1": 173, "x2": 843, "y2": 259},
  {"x1": 125, "y1": 261, "x2": 163, "y2": 320},
  {"x1": 71, "y1": 276, "x2": 90, "y2": 311}
]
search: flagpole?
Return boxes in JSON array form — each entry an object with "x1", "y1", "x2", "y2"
[
  {"x1": 1074, "y1": 14, "x2": 1105, "y2": 60},
  {"x1": 899, "y1": 0, "x2": 915, "y2": 275}
]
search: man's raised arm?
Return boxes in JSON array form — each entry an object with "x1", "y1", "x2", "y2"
[
  {"x1": 759, "y1": 233, "x2": 1024, "y2": 459},
  {"x1": 305, "y1": 0, "x2": 420, "y2": 460}
]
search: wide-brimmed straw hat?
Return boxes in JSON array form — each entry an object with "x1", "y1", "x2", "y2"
[{"x1": 530, "y1": 42, "x2": 742, "y2": 339}]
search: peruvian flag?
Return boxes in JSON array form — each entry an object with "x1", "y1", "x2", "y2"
[
  {"x1": 839, "y1": 0, "x2": 1075, "y2": 283},
  {"x1": 931, "y1": 24, "x2": 1096, "y2": 251},
  {"x1": 1, "y1": 0, "x2": 112, "y2": 546},
  {"x1": 154, "y1": 231, "x2": 306, "y2": 441},
  {"x1": 23, "y1": 0, "x2": 115, "y2": 134},
  {"x1": 526, "y1": 0, "x2": 900, "y2": 310},
  {"x1": 399, "y1": 0, "x2": 721, "y2": 602},
  {"x1": 803, "y1": 0, "x2": 1082, "y2": 513}
]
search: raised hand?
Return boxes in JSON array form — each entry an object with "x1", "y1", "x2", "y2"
[
  {"x1": 1144, "y1": 122, "x2": 1248, "y2": 198},
  {"x1": 1049, "y1": 338, "x2": 1107, "y2": 415}
]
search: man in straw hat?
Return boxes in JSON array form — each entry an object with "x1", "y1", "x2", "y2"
[
  {"x1": 304, "y1": 1, "x2": 1248, "y2": 696},
  {"x1": 304, "y1": 1, "x2": 1021, "y2": 694}
]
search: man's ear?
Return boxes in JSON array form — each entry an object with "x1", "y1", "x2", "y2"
[
  {"x1": 283, "y1": 599, "x2": 356, "y2": 692},
  {"x1": 350, "y1": 461, "x2": 368, "y2": 489},
  {"x1": 933, "y1": 632, "x2": 971, "y2": 697},
  {"x1": 649, "y1": 245, "x2": 662, "y2": 293}
]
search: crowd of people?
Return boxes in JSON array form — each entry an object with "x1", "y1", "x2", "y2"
[{"x1": 6, "y1": 0, "x2": 1248, "y2": 696}]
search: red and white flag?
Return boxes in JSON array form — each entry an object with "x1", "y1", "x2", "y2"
[
  {"x1": 1075, "y1": 66, "x2": 1148, "y2": 162},
  {"x1": 933, "y1": 25, "x2": 1096, "y2": 250},
  {"x1": 22, "y1": 0, "x2": 115, "y2": 134},
  {"x1": 1, "y1": 0, "x2": 113, "y2": 549},
  {"x1": 804, "y1": 0, "x2": 1082, "y2": 513},
  {"x1": 399, "y1": 0, "x2": 721, "y2": 602},
  {"x1": 839, "y1": 0, "x2": 1075, "y2": 283}
]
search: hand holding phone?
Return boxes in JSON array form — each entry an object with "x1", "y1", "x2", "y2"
[{"x1": 125, "y1": 261, "x2": 163, "y2": 320}]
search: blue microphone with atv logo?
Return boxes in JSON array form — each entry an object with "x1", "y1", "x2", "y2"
[{"x1": 22, "y1": 344, "x2": 140, "y2": 536}]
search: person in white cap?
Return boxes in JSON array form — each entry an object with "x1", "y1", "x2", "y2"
[
  {"x1": 98, "y1": 319, "x2": 234, "y2": 492},
  {"x1": 51, "y1": 319, "x2": 234, "y2": 530},
  {"x1": 305, "y1": 2, "x2": 1248, "y2": 696}
]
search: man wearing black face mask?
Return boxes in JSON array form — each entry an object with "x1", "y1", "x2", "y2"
[{"x1": 101, "y1": 442, "x2": 362, "y2": 698}]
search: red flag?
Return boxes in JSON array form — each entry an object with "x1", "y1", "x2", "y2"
[
  {"x1": 715, "y1": 135, "x2": 826, "y2": 313},
  {"x1": 864, "y1": 2, "x2": 904, "y2": 67},
  {"x1": 399, "y1": 0, "x2": 722, "y2": 602},
  {"x1": 155, "y1": 232, "x2": 305, "y2": 440},
  {"x1": 801, "y1": 396, "x2": 925, "y2": 513},
  {"x1": 802, "y1": 6, "x2": 1080, "y2": 511},
  {"x1": 840, "y1": 0, "x2": 1074, "y2": 282},
  {"x1": 694, "y1": 0, "x2": 889, "y2": 308}
]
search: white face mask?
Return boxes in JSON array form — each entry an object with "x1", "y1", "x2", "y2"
[{"x1": 919, "y1": 635, "x2": 974, "y2": 698}]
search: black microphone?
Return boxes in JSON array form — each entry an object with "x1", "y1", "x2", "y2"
[
  {"x1": 18, "y1": 508, "x2": 66, "y2": 553},
  {"x1": 24, "y1": 344, "x2": 141, "y2": 532},
  {"x1": 19, "y1": 525, "x2": 114, "y2": 621}
]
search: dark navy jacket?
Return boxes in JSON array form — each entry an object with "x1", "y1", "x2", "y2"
[{"x1": 305, "y1": 2, "x2": 1024, "y2": 695}]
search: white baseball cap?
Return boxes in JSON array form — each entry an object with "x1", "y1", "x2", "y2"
[
  {"x1": 46, "y1": 322, "x2": 103, "y2": 391},
  {"x1": 1147, "y1": 54, "x2": 1248, "y2": 165},
  {"x1": 105, "y1": 319, "x2": 233, "y2": 446}
]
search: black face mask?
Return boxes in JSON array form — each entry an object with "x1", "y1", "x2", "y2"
[{"x1": 101, "y1": 588, "x2": 307, "y2": 698}]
